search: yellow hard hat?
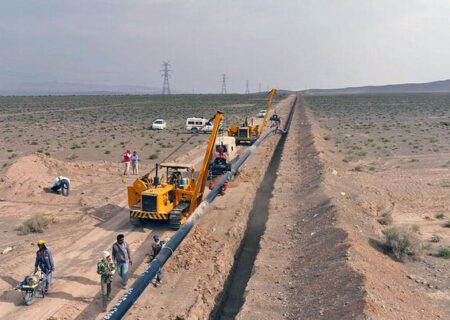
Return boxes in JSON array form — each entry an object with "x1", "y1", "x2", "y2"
[{"x1": 37, "y1": 240, "x2": 45, "y2": 245}]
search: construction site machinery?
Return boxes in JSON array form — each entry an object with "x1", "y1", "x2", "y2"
[
  {"x1": 208, "y1": 136, "x2": 238, "y2": 177},
  {"x1": 127, "y1": 111, "x2": 224, "y2": 229},
  {"x1": 227, "y1": 88, "x2": 277, "y2": 145}
]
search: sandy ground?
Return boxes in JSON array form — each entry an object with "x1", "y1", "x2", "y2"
[
  {"x1": 0, "y1": 95, "x2": 293, "y2": 320},
  {"x1": 1, "y1": 92, "x2": 447, "y2": 320},
  {"x1": 239, "y1": 96, "x2": 448, "y2": 319}
]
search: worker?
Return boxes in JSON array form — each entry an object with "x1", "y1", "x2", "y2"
[
  {"x1": 131, "y1": 151, "x2": 139, "y2": 175},
  {"x1": 112, "y1": 234, "x2": 132, "y2": 289},
  {"x1": 50, "y1": 176, "x2": 70, "y2": 196},
  {"x1": 123, "y1": 149, "x2": 131, "y2": 175},
  {"x1": 150, "y1": 234, "x2": 167, "y2": 286},
  {"x1": 270, "y1": 113, "x2": 281, "y2": 132},
  {"x1": 216, "y1": 145, "x2": 226, "y2": 159},
  {"x1": 34, "y1": 240, "x2": 55, "y2": 294},
  {"x1": 97, "y1": 250, "x2": 116, "y2": 312}
]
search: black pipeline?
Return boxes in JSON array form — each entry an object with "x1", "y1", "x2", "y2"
[{"x1": 103, "y1": 105, "x2": 295, "y2": 319}]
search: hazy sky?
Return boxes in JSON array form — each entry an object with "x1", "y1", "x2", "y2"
[{"x1": 1, "y1": 0, "x2": 449, "y2": 93}]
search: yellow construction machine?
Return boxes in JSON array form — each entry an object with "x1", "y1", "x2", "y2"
[
  {"x1": 127, "y1": 111, "x2": 224, "y2": 229},
  {"x1": 227, "y1": 88, "x2": 277, "y2": 145}
]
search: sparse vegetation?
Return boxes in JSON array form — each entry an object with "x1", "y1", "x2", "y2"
[
  {"x1": 15, "y1": 214, "x2": 52, "y2": 235},
  {"x1": 437, "y1": 247, "x2": 450, "y2": 259},
  {"x1": 378, "y1": 211, "x2": 393, "y2": 225},
  {"x1": 429, "y1": 235, "x2": 441, "y2": 243},
  {"x1": 149, "y1": 153, "x2": 158, "y2": 160},
  {"x1": 383, "y1": 227, "x2": 423, "y2": 261},
  {"x1": 435, "y1": 213, "x2": 445, "y2": 219}
]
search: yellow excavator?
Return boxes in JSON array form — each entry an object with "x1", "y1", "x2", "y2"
[
  {"x1": 227, "y1": 88, "x2": 277, "y2": 145},
  {"x1": 127, "y1": 111, "x2": 224, "y2": 229}
]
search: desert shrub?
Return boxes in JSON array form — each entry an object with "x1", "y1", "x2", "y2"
[
  {"x1": 16, "y1": 214, "x2": 52, "y2": 235},
  {"x1": 435, "y1": 213, "x2": 445, "y2": 219},
  {"x1": 430, "y1": 235, "x2": 441, "y2": 243},
  {"x1": 104, "y1": 150, "x2": 110, "y2": 154},
  {"x1": 411, "y1": 224, "x2": 420, "y2": 233},
  {"x1": 378, "y1": 211, "x2": 393, "y2": 225},
  {"x1": 437, "y1": 248, "x2": 450, "y2": 259},
  {"x1": 149, "y1": 153, "x2": 158, "y2": 160},
  {"x1": 443, "y1": 221, "x2": 450, "y2": 228},
  {"x1": 383, "y1": 227, "x2": 423, "y2": 261}
]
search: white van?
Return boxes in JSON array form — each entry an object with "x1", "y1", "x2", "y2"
[{"x1": 186, "y1": 117, "x2": 213, "y2": 133}]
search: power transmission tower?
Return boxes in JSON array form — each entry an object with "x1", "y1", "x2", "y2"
[
  {"x1": 221, "y1": 74, "x2": 227, "y2": 94},
  {"x1": 245, "y1": 80, "x2": 250, "y2": 94},
  {"x1": 161, "y1": 61, "x2": 171, "y2": 95}
]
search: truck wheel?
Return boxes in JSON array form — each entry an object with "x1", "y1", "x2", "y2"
[{"x1": 191, "y1": 128, "x2": 198, "y2": 134}]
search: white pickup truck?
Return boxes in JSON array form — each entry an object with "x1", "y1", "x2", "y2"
[{"x1": 186, "y1": 117, "x2": 213, "y2": 133}]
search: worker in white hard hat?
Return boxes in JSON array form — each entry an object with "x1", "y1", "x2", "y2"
[
  {"x1": 97, "y1": 250, "x2": 116, "y2": 312},
  {"x1": 50, "y1": 176, "x2": 70, "y2": 196}
]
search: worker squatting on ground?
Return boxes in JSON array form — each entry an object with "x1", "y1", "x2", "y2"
[
  {"x1": 34, "y1": 240, "x2": 55, "y2": 294},
  {"x1": 150, "y1": 234, "x2": 167, "y2": 286},
  {"x1": 50, "y1": 176, "x2": 70, "y2": 196},
  {"x1": 97, "y1": 251, "x2": 116, "y2": 312},
  {"x1": 112, "y1": 234, "x2": 133, "y2": 289},
  {"x1": 123, "y1": 149, "x2": 131, "y2": 175},
  {"x1": 131, "y1": 151, "x2": 139, "y2": 175}
]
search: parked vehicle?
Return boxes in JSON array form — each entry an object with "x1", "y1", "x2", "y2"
[
  {"x1": 257, "y1": 110, "x2": 266, "y2": 118},
  {"x1": 152, "y1": 119, "x2": 166, "y2": 130},
  {"x1": 186, "y1": 117, "x2": 213, "y2": 133}
]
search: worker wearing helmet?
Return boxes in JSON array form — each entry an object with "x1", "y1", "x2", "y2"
[
  {"x1": 34, "y1": 240, "x2": 55, "y2": 294},
  {"x1": 97, "y1": 250, "x2": 116, "y2": 312}
]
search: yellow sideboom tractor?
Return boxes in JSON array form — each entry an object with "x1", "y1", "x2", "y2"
[
  {"x1": 127, "y1": 111, "x2": 223, "y2": 229},
  {"x1": 227, "y1": 88, "x2": 277, "y2": 145}
]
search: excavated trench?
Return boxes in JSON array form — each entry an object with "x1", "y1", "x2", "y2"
[{"x1": 211, "y1": 97, "x2": 296, "y2": 320}]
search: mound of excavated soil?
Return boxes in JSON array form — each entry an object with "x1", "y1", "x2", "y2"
[{"x1": 0, "y1": 153, "x2": 121, "y2": 200}]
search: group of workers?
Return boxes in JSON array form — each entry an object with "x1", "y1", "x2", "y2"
[
  {"x1": 33, "y1": 233, "x2": 165, "y2": 312},
  {"x1": 123, "y1": 149, "x2": 139, "y2": 175}
]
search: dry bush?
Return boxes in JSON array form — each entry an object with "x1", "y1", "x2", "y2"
[
  {"x1": 378, "y1": 211, "x2": 393, "y2": 225},
  {"x1": 16, "y1": 214, "x2": 52, "y2": 235},
  {"x1": 383, "y1": 227, "x2": 423, "y2": 261}
]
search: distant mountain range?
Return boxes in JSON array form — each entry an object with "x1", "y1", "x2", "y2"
[
  {"x1": 304, "y1": 79, "x2": 450, "y2": 95},
  {"x1": 0, "y1": 81, "x2": 182, "y2": 96}
]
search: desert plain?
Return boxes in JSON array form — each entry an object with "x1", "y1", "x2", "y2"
[{"x1": 0, "y1": 92, "x2": 448, "y2": 320}]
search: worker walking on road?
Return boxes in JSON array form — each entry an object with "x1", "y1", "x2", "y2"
[
  {"x1": 97, "y1": 250, "x2": 116, "y2": 312},
  {"x1": 123, "y1": 149, "x2": 131, "y2": 175},
  {"x1": 150, "y1": 234, "x2": 167, "y2": 287},
  {"x1": 50, "y1": 176, "x2": 70, "y2": 196},
  {"x1": 131, "y1": 151, "x2": 139, "y2": 175},
  {"x1": 112, "y1": 234, "x2": 132, "y2": 289},
  {"x1": 34, "y1": 240, "x2": 55, "y2": 294}
]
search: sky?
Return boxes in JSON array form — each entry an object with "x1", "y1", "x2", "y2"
[{"x1": 0, "y1": 0, "x2": 449, "y2": 93}]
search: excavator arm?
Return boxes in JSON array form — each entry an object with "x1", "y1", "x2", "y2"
[
  {"x1": 259, "y1": 88, "x2": 277, "y2": 136},
  {"x1": 188, "y1": 111, "x2": 224, "y2": 214}
]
